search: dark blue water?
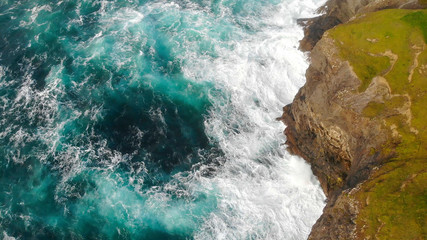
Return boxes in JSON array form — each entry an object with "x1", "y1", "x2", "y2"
[{"x1": 0, "y1": 0, "x2": 326, "y2": 239}]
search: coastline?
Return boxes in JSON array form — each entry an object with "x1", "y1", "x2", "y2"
[{"x1": 281, "y1": 0, "x2": 427, "y2": 239}]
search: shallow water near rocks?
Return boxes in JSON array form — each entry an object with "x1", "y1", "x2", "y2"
[{"x1": 0, "y1": 0, "x2": 325, "y2": 239}]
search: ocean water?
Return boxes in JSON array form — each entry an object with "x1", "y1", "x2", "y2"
[{"x1": 0, "y1": 0, "x2": 326, "y2": 239}]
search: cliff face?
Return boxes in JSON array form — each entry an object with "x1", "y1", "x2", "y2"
[
  {"x1": 282, "y1": 34, "x2": 392, "y2": 197},
  {"x1": 281, "y1": 32, "x2": 394, "y2": 239},
  {"x1": 281, "y1": 3, "x2": 427, "y2": 239}
]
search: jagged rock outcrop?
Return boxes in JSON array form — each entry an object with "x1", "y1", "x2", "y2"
[
  {"x1": 280, "y1": 34, "x2": 394, "y2": 239},
  {"x1": 281, "y1": 1, "x2": 427, "y2": 239},
  {"x1": 282, "y1": 35, "x2": 393, "y2": 197},
  {"x1": 299, "y1": 0, "x2": 424, "y2": 51}
]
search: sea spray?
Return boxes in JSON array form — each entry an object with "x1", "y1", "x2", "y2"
[{"x1": 0, "y1": 0, "x2": 326, "y2": 239}]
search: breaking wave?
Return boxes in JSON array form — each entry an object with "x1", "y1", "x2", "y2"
[{"x1": 0, "y1": 0, "x2": 326, "y2": 239}]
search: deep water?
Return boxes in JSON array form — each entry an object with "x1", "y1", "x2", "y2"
[{"x1": 0, "y1": 0, "x2": 326, "y2": 239}]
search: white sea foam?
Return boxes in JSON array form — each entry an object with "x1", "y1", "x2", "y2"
[
  {"x1": 2, "y1": 231, "x2": 16, "y2": 240},
  {"x1": 62, "y1": 0, "x2": 327, "y2": 238},
  {"x1": 0, "y1": 66, "x2": 4, "y2": 79},
  {"x1": 1, "y1": 0, "x2": 327, "y2": 238},
  {"x1": 176, "y1": 0, "x2": 328, "y2": 239}
]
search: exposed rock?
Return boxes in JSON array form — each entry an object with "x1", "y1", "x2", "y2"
[
  {"x1": 281, "y1": 2, "x2": 427, "y2": 239},
  {"x1": 298, "y1": 16, "x2": 341, "y2": 52},
  {"x1": 281, "y1": 35, "x2": 394, "y2": 198},
  {"x1": 308, "y1": 187, "x2": 360, "y2": 240}
]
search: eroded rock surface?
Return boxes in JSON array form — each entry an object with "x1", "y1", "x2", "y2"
[
  {"x1": 282, "y1": 35, "x2": 393, "y2": 197},
  {"x1": 281, "y1": 2, "x2": 427, "y2": 239}
]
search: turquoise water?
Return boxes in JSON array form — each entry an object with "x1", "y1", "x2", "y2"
[{"x1": 0, "y1": 0, "x2": 326, "y2": 239}]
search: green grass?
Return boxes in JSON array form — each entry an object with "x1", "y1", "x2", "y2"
[
  {"x1": 356, "y1": 160, "x2": 427, "y2": 239},
  {"x1": 402, "y1": 11, "x2": 427, "y2": 43},
  {"x1": 328, "y1": 9, "x2": 427, "y2": 239},
  {"x1": 330, "y1": 10, "x2": 425, "y2": 93}
]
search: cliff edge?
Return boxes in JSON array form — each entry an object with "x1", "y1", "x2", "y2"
[
  {"x1": 280, "y1": 2, "x2": 427, "y2": 239},
  {"x1": 299, "y1": 0, "x2": 425, "y2": 52}
]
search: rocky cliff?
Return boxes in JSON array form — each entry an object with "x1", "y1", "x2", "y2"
[{"x1": 280, "y1": 1, "x2": 427, "y2": 239}]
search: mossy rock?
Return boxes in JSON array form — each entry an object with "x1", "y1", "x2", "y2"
[{"x1": 329, "y1": 9, "x2": 427, "y2": 240}]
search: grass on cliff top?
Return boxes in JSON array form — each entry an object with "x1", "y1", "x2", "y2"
[
  {"x1": 355, "y1": 159, "x2": 427, "y2": 239},
  {"x1": 329, "y1": 9, "x2": 427, "y2": 240}
]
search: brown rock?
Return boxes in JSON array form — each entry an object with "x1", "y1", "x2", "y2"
[
  {"x1": 279, "y1": 35, "x2": 396, "y2": 239},
  {"x1": 281, "y1": 1, "x2": 427, "y2": 238},
  {"x1": 280, "y1": 1, "x2": 427, "y2": 238}
]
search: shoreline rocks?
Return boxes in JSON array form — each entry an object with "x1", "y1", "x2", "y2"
[{"x1": 281, "y1": 0, "x2": 427, "y2": 238}]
